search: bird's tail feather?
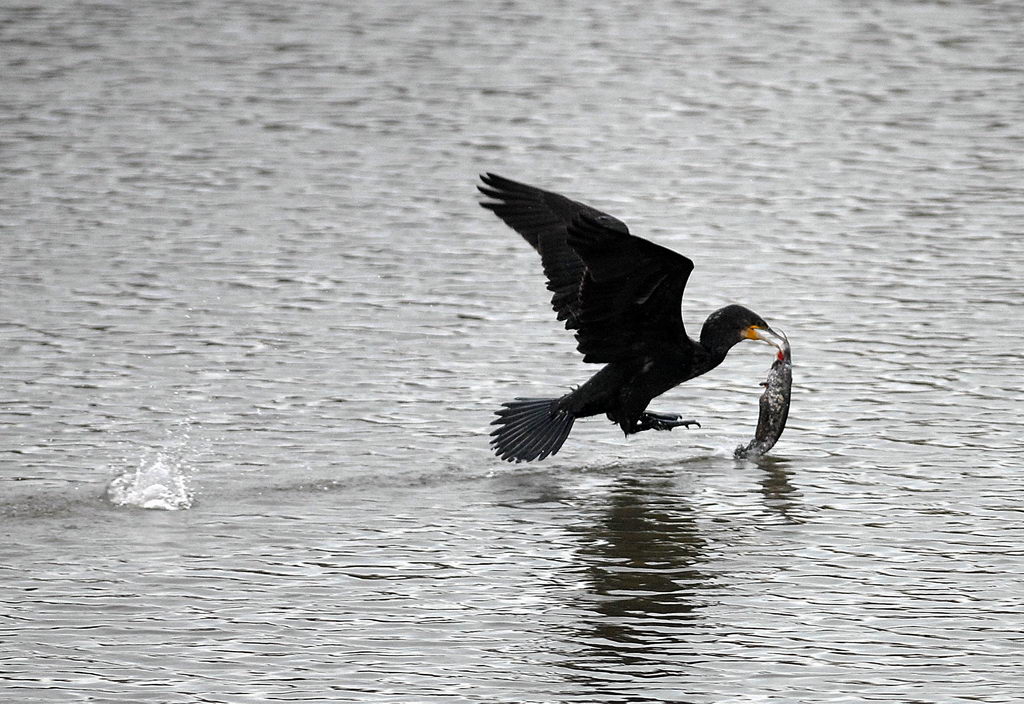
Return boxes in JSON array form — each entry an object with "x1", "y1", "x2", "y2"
[{"x1": 490, "y1": 398, "x2": 575, "y2": 463}]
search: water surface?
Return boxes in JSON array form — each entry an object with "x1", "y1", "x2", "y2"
[{"x1": 2, "y1": 1, "x2": 1023, "y2": 702}]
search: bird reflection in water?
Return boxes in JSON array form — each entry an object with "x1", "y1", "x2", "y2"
[
  {"x1": 555, "y1": 462, "x2": 804, "y2": 690},
  {"x1": 563, "y1": 471, "x2": 708, "y2": 681}
]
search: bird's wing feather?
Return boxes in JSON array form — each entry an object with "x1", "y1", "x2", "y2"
[
  {"x1": 478, "y1": 173, "x2": 628, "y2": 329},
  {"x1": 567, "y1": 212, "x2": 694, "y2": 364}
]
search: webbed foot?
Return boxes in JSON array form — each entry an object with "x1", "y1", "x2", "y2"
[{"x1": 637, "y1": 411, "x2": 701, "y2": 432}]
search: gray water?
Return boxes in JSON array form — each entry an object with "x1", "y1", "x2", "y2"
[{"x1": 2, "y1": 1, "x2": 1023, "y2": 701}]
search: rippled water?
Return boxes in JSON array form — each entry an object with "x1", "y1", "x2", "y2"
[{"x1": 3, "y1": 1, "x2": 1023, "y2": 701}]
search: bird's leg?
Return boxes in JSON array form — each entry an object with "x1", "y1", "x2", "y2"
[{"x1": 635, "y1": 411, "x2": 701, "y2": 432}]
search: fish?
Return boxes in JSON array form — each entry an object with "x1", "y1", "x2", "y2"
[{"x1": 734, "y1": 334, "x2": 792, "y2": 459}]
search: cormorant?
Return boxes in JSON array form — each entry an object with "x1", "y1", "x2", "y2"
[{"x1": 479, "y1": 173, "x2": 784, "y2": 463}]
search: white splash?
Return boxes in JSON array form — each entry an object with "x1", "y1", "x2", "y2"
[{"x1": 107, "y1": 425, "x2": 197, "y2": 510}]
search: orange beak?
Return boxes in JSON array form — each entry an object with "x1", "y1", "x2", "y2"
[{"x1": 745, "y1": 325, "x2": 785, "y2": 350}]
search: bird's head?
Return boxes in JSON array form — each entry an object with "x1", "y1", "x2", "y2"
[{"x1": 701, "y1": 304, "x2": 785, "y2": 355}]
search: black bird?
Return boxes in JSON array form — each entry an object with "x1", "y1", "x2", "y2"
[{"x1": 479, "y1": 173, "x2": 784, "y2": 463}]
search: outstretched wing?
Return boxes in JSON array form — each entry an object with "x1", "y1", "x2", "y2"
[
  {"x1": 567, "y1": 212, "x2": 694, "y2": 364},
  {"x1": 478, "y1": 173, "x2": 628, "y2": 330}
]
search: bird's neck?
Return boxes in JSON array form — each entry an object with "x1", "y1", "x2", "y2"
[
  {"x1": 698, "y1": 330, "x2": 738, "y2": 362},
  {"x1": 694, "y1": 341, "x2": 729, "y2": 377}
]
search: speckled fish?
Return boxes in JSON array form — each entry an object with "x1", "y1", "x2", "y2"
[{"x1": 735, "y1": 334, "x2": 791, "y2": 458}]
